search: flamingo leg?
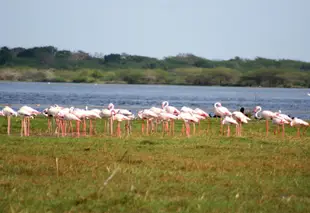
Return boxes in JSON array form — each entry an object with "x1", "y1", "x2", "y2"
[
  {"x1": 69, "y1": 121, "x2": 73, "y2": 136},
  {"x1": 185, "y1": 122, "x2": 190, "y2": 137},
  {"x1": 24, "y1": 117, "x2": 27, "y2": 136},
  {"x1": 182, "y1": 123, "x2": 185, "y2": 136},
  {"x1": 146, "y1": 119, "x2": 149, "y2": 135},
  {"x1": 7, "y1": 116, "x2": 11, "y2": 135},
  {"x1": 282, "y1": 124, "x2": 285, "y2": 138},
  {"x1": 117, "y1": 121, "x2": 121, "y2": 138},
  {"x1": 297, "y1": 127, "x2": 300, "y2": 137},
  {"x1": 21, "y1": 117, "x2": 24, "y2": 137},
  {"x1": 266, "y1": 119, "x2": 269, "y2": 136},
  {"x1": 110, "y1": 117, "x2": 113, "y2": 136},
  {"x1": 220, "y1": 117, "x2": 223, "y2": 135},
  {"x1": 193, "y1": 123, "x2": 196, "y2": 135},
  {"x1": 27, "y1": 117, "x2": 30, "y2": 136},
  {"x1": 141, "y1": 120, "x2": 145, "y2": 135},
  {"x1": 227, "y1": 125, "x2": 230, "y2": 137},
  {"x1": 76, "y1": 121, "x2": 80, "y2": 137},
  {"x1": 89, "y1": 119, "x2": 93, "y2": 136}
]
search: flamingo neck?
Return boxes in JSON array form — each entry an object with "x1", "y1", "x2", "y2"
[
  {"x1": 214, "y1": 102, "x2": 221, "y2": 108},
  {"x1": 255, "y1": 107, "x2": 262, "y2": 119}
]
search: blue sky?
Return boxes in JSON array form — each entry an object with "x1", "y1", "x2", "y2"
[{"x1": 2, "y1": 0, "x2": 309, "y2": 61}]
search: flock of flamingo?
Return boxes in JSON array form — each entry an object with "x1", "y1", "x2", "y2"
[{"x1": 0, "y1": 101, "x2": 309, "y2": 138}]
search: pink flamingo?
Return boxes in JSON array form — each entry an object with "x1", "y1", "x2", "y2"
[
  {"x1": 158, "y1": 111, "x2": 178, "y2": 135},
  {"x1": 178, "y1": 112, "x2": 199, "y2": 137},
  {"x1": 193, "y1": 108, "x2": 210, "y2": 133},
  {"x1": 43, "y1": 104, "x2": 63, "y2": 134},
  {"x1": 2, "y1": 106, "x2": 18, "y2": 135},
  {"x1": 254, "y1": 106, "x2": 278, "y2": 136},
  {"x1": 272, "y1": 115, "x2": 289, "y2": 138},
  {"x1": 100, "y1": 108, "x2": 113, "y2": 134},
  {"x1": 108, "y1": 103, "x2": 133, "y2": 134},
  {"x1": 232, "y1": 111, "x2": 251, "y2": 136},
  {"x1": 222, "y1": 115, "x2": 239, "y2": 137},
  {"x1": 57, "y1": 109, "x2": 81, "y2": 137},
  {"x1": 214, "y1": 102, "x2": 232, "y2": 134},
  {"x1": 17, "y1": 105, "x2": 40, "y2": 137},
  {"x1": 111, "y1": 110, "x2": 130, "y2": 137},
  {"x1": 85, "y1": 106, "x2": 101, "y2": 136},
  {"x1": 162, "y1": 101, "x2": 180, "y2": 134},
  {"x1": 162, "y1": 101, "x2": 180, "y2": 115},
  {"x1": 290, "y1": 117, "x2": 309, "y2": 137},
  {"x1": 138, "y1": 109, "x2": 158, "y2": 135}
]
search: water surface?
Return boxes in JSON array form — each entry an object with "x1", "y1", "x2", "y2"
[{"x1": 0, "y1": 82, "x2": 309, "y2": 119}]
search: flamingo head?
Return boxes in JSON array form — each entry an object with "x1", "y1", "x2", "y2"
[
  {"x1": 214, "y1": 102, "x2": 222, "y2": 108},
  {"x1": 253, "y1": 106, "x2": 260, "y2": 113},
  {"x1": 162, "y1": 101, "x2": 168, "y2": 109},
  {"x1": 110, "y1": 109, "x2": 116, "y2": 116},
  {"x1": 108, "y1": 103, "x2": 114, "y2": 110}
]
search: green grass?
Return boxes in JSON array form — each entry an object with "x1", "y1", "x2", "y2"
[{"x1": 0, "y1": 117, "x2": 310, "y2": 212}]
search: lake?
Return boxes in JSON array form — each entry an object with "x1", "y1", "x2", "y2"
[{"x1": 0, "y1": 82, "x2": 309, "y2": 119}]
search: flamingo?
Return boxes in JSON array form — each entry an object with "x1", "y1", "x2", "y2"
[
  {"x1": 85, "y1": 106, "x2": 101, "y2": 135},
  {"x1": 181, "y1": 106, "x2": 194, "y2": 113},
  {"x1": 193, "y1": 108, "x2": 210, "y2": 133},
  {"x1": 232, "y1": 111, "x2": 251, "y2": 136},
  {"x1": 222, "y1": 115, "x2": 239, "y2": 137},
  {"x1": 100, "y1": 109, "x2": 113, "y2": 134},
  {"x1": 272, "y1": 115, "x2": 289, "y2": 138},
  {"x1": 108, "y1": 103, "x2": 133, "y2": 134},
  {"x1": 253, "y1": 106, "x2": 278, "y2": 136},
  {"x1": 162, "y1": 101, "x2": 180, "y2": 115},
  {"x1": 214, "y1": 102, "x2": 232, "y2": 134},
  {"x1": 111, "y1": 109, "x2": 130, "y2": 137},
  {"x1": 43, "y1": 104, "x2": 63, "y2": 134},
  {"x1": 149, "y1": 107, "x2": 165, "y2": 132},
  {"x1": 158, "y1": 112, "x2": 178, "y2": 135},
  {"x1": 17, "y1": 106, "x2": 39, "y2": 137},
  {"x1": 276, "y1": 110, "x2": 293, "y2": 123},
  {"x1": 290, "y1": 117, "x2": 309, "y2": 137},
  {"x1": 162, "y1": 101, "x2": 180, "y2": 134},
  {"x1": 178, "y1": 112, "x2": 199, "y2": 137},
  {"x1": 57, "y1": 110, "x2": 81, "y2": 137},
  {"x1": 2, "y1": 106, "x2": 18, "y2": 135},
  {"x1": 138, "y1": 109, "x2": 158, "y2": 135}
]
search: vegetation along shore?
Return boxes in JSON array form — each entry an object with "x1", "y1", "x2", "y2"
[{"x1": 1, "y1": 46, "x2": 310, "y2": 87}]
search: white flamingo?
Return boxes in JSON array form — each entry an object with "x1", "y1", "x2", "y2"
[
  {"x1": 2, "y1": 106, "x2": 17, "y2": 135},
  {"x1": 138, "y1": 109, "x2": 158, "y2": 135},
  {"x1": 232, "y1": 111, "x2": 251, "y2": 136},
  {"x1": 222, "y1": 115, "x2": 239, "y2": 137},
  {"x1": 111, "y1": 109, "x2": 130, "y2": 137},
  {"x1": 254, "y1": 106, "x2": 278, "y2": 136},
  {"x1": 290, "y1": 117, "x2": 309, "y2": 137},
  {"x1": 17, "y1": 106, "x2": 39, "y2": 137},
  {"x1": 272, "y1": 115, "x2": 289, "y2": 138},
  {"x1": 178, "y1": 112, "x2": 199, "y2": 137},
  {"x1": 214, "y1": 102, "x2": 232, "y2": 134}
]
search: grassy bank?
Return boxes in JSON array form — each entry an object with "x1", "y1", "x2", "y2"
[{"x1": 0, "y1": 117, "x2": 310, "y2": 212}]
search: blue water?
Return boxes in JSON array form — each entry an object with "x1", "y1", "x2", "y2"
[{"x1": 0, "y1": 82, "x2": 309, "y2": 119}]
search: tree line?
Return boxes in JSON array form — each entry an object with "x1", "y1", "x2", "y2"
[{"x1": 0, "y1": 46, "x2": 310, "y2": 87}]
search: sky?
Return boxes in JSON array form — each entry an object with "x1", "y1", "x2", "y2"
[{"x1": 1, "y1": 0, "x2": 310, "y2": 61}]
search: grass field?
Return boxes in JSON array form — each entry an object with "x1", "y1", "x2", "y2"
[{"x1": 0, "y1": 116, "x2": 310, "y2": 212}]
